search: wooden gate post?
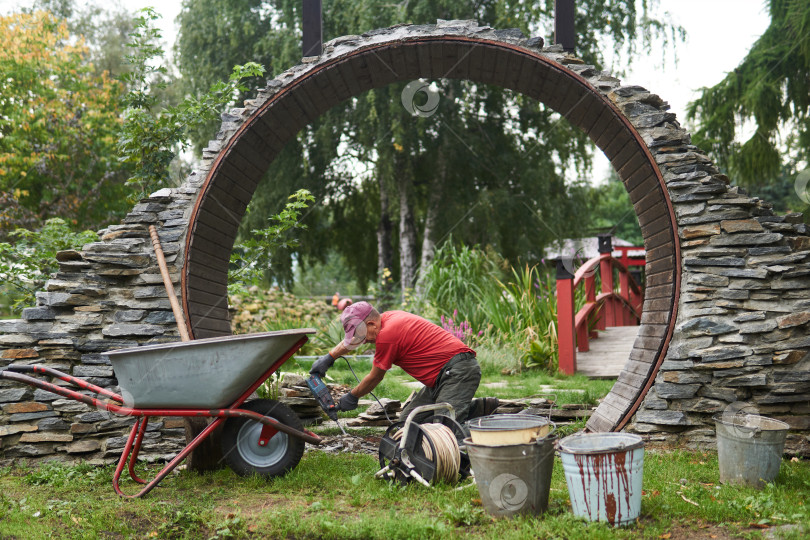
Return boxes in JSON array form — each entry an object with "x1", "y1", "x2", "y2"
[{"x1": 598, "y1": 234, "x2": 615, "y2": 327}]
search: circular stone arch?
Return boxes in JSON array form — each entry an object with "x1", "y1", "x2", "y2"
[{"x1": 182, "y1": 22, "x2": 681, "y2": 432}]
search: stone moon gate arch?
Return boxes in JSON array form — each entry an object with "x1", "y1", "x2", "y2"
[
  {"x1": 182, "y1": 21, "x2": 682, "y2": 433},
  {"x1": 5, "y1": 22, "x2": 809, "y2": 464}
]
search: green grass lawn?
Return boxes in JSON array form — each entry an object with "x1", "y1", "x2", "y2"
[
  {"x1": 3, "y1": 356, "x2": 804, "y2": 539},
  {"x1": 1, "y1": 450, "x2": 808, "y2": 539}
]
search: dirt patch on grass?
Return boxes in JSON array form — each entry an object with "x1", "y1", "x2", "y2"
[
  {"x1": 642, "y1": 518, "x2": 776, "y2": 540},
  {"x1": 215, "y1": 493, "x2": 305, "y2": 518},
  {"x1": 115, "y1": 510, "x2": 156, "y2": 538},
  {"x1": 306, "y1": 433, "x2": 382, "y2": 456}
]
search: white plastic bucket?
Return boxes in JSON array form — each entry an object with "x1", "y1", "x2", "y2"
[
  {"x1": 559, "y1": 432, "x2": 645, "y2": 526},
  {"x1": 468, "y1": 414, "x2": 551, "y2": 446}
]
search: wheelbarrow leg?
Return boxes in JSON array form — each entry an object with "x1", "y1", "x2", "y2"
[
  {"x1": 113, "y1": 420, "x2": 143, "y2": 496},
  {"x1": 113, "y1": 416, "x2": 226, "y2": 498},
  {"x1": 127, "y1": 417, "x2": 150, "y2": 484}
]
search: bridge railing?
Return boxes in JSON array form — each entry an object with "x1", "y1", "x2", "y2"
[{"x1": 555, "y1": 237, "x2": 644, "y2": 375}]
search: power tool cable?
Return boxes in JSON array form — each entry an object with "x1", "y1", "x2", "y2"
[
  {"x1": 339, "y1": 356, "x2": 462, "y2": 484},
  {"x1": 338, "y1": 356, "x2": 462, "y2": 483},
  {"x1": 339, "y1": 356, "x2": 393, "y2": 425}
]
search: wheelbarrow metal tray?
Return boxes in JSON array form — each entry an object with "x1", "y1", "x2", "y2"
[{"x1": 104, "y1": 329, "x2": 315, "y2": 409}]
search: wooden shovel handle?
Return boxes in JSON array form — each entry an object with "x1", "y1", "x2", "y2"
[{"x1": 148, "y1": 225, "x2": 191, "y2": 342}]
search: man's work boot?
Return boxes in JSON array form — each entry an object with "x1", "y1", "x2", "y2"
[{"x1": 467, "y1": 397, "x2": 500, "y2": 420}]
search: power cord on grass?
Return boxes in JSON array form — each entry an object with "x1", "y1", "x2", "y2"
[{"x1": 338, "y1": 355, "x2": 394, "y2": 425}]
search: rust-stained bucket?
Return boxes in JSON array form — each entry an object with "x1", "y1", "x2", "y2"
[{"x1": 559, "y1": 433, "x2": 644, "y2": 527}]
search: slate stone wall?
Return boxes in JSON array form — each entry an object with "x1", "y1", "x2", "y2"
[
  {"x1": 592, "y1": 78, "x2": 810, "y2": 455},
  {"x1": 1, "y1": 20, "x2": 808, "y2": 463},
  {"x1": 630, "y1": 189, "x2": 810, "y2": 455},
  {"x1": 0, "y1": 185, "x2": 201, "y2": 464}
]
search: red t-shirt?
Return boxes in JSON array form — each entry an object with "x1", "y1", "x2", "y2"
[{"x1": 372, "y1": 311, "x2": 474, "y2": 387}]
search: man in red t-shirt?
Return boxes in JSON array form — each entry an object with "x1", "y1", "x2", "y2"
[{"x1": 310, "y1": 301, "x2": 485, "y2": 423}]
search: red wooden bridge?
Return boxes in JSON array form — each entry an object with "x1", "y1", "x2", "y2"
[{"x1": 556, "y1": 236, "x2": 645, "y2": 378}]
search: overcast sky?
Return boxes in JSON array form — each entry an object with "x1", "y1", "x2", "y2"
[{"x1": 113, "y1": 0, "x2": 769, "y2": 123}]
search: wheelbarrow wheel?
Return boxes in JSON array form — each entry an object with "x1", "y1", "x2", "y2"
[{"x1": 221, "y1": 399, "x2": 305, "y2": 478}]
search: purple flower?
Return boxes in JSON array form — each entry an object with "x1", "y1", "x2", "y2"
[{"x1": 441, "y1": 310, "x2": 475, "y2": 343}]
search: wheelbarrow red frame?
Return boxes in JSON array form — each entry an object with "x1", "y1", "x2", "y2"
[{"x1": 0, "y1": 335, "x2": 322, "y2": 497}]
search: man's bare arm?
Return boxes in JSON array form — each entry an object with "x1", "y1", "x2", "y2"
[
  {"x1": 351, "y1": 365, "x2": 386, "y2": 397},
  {"x1": 329, "y1": 342, "x2": 352, "y2": 359}
]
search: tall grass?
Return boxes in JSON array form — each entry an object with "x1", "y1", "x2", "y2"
[
  {"x1": 417, "y1": 242, "x2": 503, "y2": 330},
  {"x1": 480, "y1": 263, "x2": 560, "y2": 371},
  {"x1": 418, "y1": 244, "x2": 595, "y2": 374},
  {"x1": 418, "y1": 244, "x2": 563, "y2": 372}
]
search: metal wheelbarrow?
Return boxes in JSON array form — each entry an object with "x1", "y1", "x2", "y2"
[{"x1": 0, "y1": 328, "x2": 322, "y2": 497}]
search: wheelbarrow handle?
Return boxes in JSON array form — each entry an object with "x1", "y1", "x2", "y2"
[
  {"x1": 3, "y1": 364, "x2": 124, "y2": 403},
  {"x1": 0, "y1": 369, "x2": 122, "y2": 412}
]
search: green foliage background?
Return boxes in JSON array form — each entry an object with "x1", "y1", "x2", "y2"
[
  {"x1": 0, "y1": 218, "x2": 98, "y2": 312},
  {"x1": 175, "y1": 0, "x2": 682, "y2": 290}
]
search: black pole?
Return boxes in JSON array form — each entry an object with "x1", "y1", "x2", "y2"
[
  {"x1": 302, "y1": 0, "x2": 323, "y2": 57},
  {"x1": 555, "y1": 257, "x2": 575, "y2": 280},
  {"x1": 554, "y1": 0, "x2": 575, "y2": 53},
  {"x1": 597, "y1": 234, "x2": 613, "y2": 254}
]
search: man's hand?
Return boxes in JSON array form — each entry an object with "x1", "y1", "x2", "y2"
[
  {"x1": 309, "y1": 353, "x2": 335, "y2": 377},
  {"x1": 337, "y1": 392, "x2": 359, "y2": 411}
]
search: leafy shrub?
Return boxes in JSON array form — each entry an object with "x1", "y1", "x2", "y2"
[
  {"x1": 230, "y1": 286, "x2": 333, "y2": 347},
  {"x1": 228, "y1": 189, "x2": 314, "y2": 295},
  {"x1": 481, "y1": 264, "x2": 560, "y2": 372},
  {"x1": 119, "y1": 8, "x2": 265, "y2": 198},
  {"x1": 0, "y1": 218, "x2": 98, "y2": 313}
]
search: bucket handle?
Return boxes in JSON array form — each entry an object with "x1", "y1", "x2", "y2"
[
  {"x1": 535, "y1": 421, "x2": 557, "y2": 445},
  {"x1": 525, "y1": 393, "x2": 557, "y2": 421}
]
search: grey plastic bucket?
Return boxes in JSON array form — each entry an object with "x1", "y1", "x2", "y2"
[
  {"x1": 559, "y1": 433, "x2": 644, "y2": 527},
  {"x1": 713, "y1": 413, "x2": 789, "y2": 489},
  {"x1": 464, "y1": 434, "x2": 556, "y2": 518}
]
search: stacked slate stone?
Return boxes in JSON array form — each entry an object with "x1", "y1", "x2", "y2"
[
  {"x1": 0, "y1": 187, "x2": 199, "y2": 464},
  {"x1": 492, "y1": 399, "x2": 528, "y2": 414},
  {"x1": 499, "y1": 398, "x2": 594, "y2": 424},
  {"x1": 608, "y1": 85, "x2": 810, "y2": 454}
]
